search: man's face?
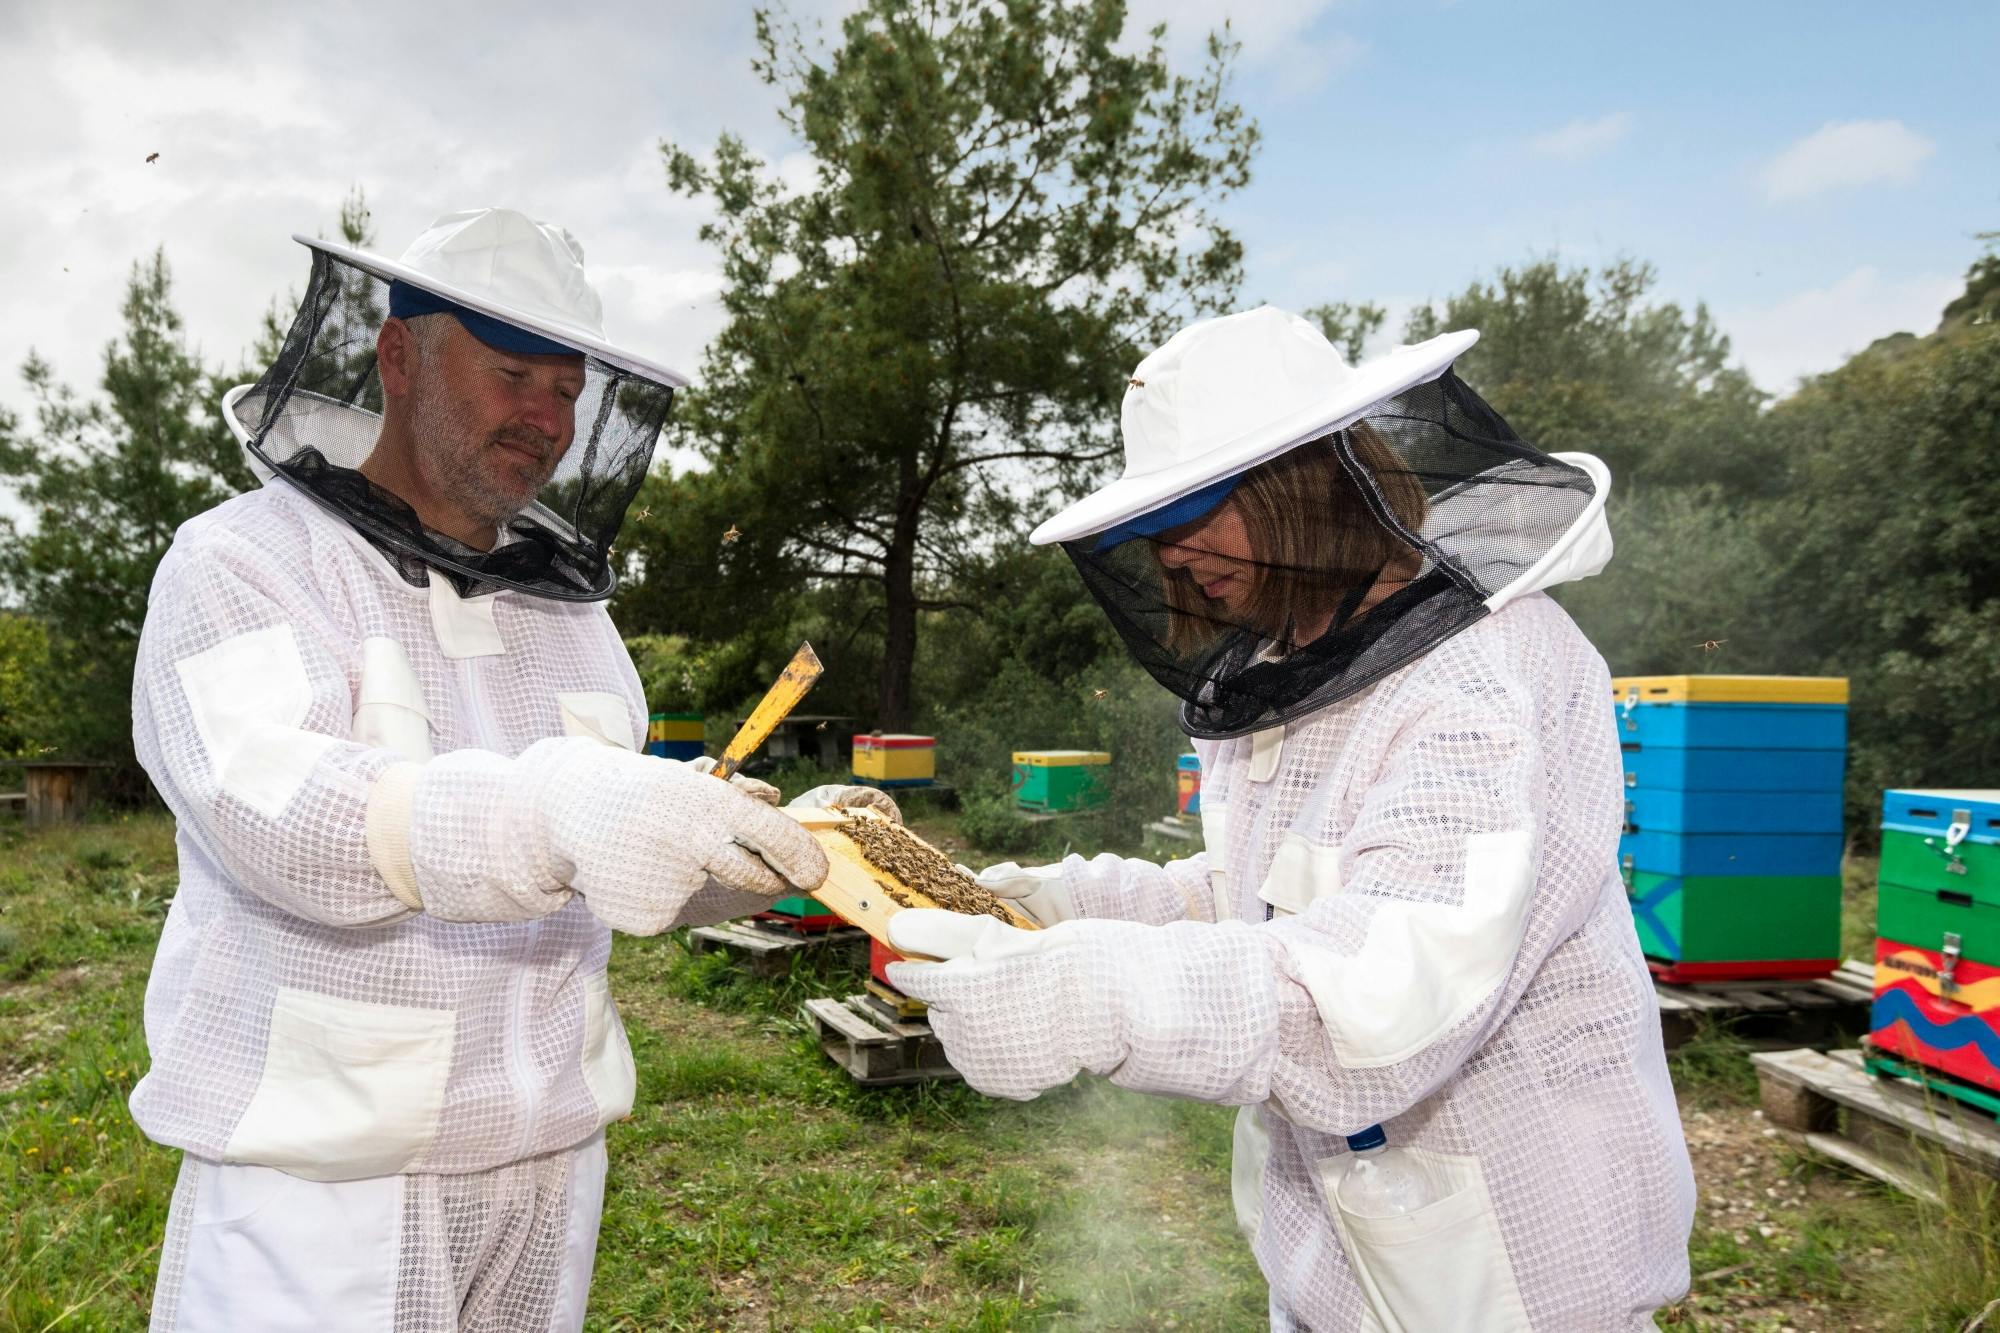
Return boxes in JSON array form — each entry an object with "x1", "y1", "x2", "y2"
[{"x1": 405, "y1": 318, "x2": 585, "y2": 531}]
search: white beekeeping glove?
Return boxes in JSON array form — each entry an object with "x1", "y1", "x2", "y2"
[
  {"x1": 684, "y1": 755, "x2": 781, "y2": 806},
  {"x1": 885, "y1": 908, "x2": 1279, "y2": 1103},
  {"x1": 367, "y1": 739, "x2": 828, "y2": 936},
  {"x1": 957, "y1": 861, "x2": 1077, "y2": 926},
  {"x1": 789, "y1": 784, "x2": 903, "y2": 823}
]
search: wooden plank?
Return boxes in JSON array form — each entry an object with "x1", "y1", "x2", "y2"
[
  {"x1": 1759, "y1": 1048, "x2": 2000, "y2": 1172},
  {"x1": 803, "y1": 996, "x2": 892, "y2": 1047},
  {"x1": 1782, "y1": 989, "x2": 1841, "y2": 1010},
  {"x1": 1801, "y1": 1131, "x2": 1940, "y2": 1205},
  {"x1": 1714, "y1": 988, "x2": 1790, "y2": 1013},
  {"x1": 1656, "y1": 984, "x2": 1731, "y2": 1012}
]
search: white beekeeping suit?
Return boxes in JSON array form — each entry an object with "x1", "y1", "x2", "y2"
[
  {"x1": 889, "y1": 306, "x2": 1694, "y2": 1331},
  {"x1": 134, "y1": 209, "x2": 831, "y2": 1332}
]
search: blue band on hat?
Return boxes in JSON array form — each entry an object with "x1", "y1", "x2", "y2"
[
  {"x1": 388, "y1": 281, "x2": 583, "y2": 359},
  {"x1": 1092, "y1": 473, "x2": 1242, "y2": 552}
]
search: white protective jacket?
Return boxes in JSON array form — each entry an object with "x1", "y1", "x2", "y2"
[
  {"x1": 130, "y1": 483, "x2": 754, "y2": 1181},
  {"x1": 1052, "y1": 592, "x2": 1695, "y2": 1330}
]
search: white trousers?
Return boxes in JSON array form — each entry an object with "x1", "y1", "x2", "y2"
[{"x1": 150, "y1": 1133, "x2": 607, "y2": 1333}]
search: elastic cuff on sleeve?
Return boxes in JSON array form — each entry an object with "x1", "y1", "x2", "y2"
[{"x1": 365, "y1": 761, "x2": 425, "y2": 913}]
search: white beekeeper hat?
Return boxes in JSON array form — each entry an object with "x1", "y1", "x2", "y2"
[
  {"x1": 300, "y1": 208, "x2": 687, "y2": 387},
  {"x1": 1031, "y1": 306, "x2": 1476, "y2": 545}
]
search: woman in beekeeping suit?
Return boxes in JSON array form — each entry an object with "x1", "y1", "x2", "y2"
[{"x1": 887, "y1": 306, "x2": 1695, "y2": 1331}]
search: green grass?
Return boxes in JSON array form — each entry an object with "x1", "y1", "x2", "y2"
[{"x1": 2, "y1": 813, "x2": 1991, "y2": 1331}]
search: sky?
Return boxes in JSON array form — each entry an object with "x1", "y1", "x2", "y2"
[{"x1": 1, "y1": 0, "x2": 1993, "y2": 445}]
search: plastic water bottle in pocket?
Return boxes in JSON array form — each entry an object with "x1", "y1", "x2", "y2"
[{"x1": 1330, "y1": 1124, "x2": 1437, "y2": 1217}]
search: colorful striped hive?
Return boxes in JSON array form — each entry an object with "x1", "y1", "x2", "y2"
[
  {"x1": 1177, "y1": 752, "x2": 1202, "y2": 816},
  {"x1": 645, "y1": 711, "x2": 704, "y2": 761},
  {"x1": 1013, "y1": 750, "x2": 1110, "y2": 812},
  {"x1": 1869, "y1": 789, "x2": 2000, "y2": 1097},
  {"x1": 852, "y1": 734, "x2": 936, "y2": 788},
  {"x1": 1613, "y1": 675, "x2": 1847, "y2": 982}
]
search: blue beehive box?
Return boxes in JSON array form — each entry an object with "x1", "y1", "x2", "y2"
[{"x1": 1613, "y1": 675, "x2": 1848, "y2": 981}]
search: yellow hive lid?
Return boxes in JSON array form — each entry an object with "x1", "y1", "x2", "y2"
[
  {"x1": 1013, "y1": 750, "x2": 1112, "y2": 766},
  {"x1": 1609, "y1": 675, "x2": 1849, "y2": 705}
]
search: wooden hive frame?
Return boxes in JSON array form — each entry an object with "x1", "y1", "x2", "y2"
[{"x1": 786, "y1": 807, "x2": 1039, "y2": 959}]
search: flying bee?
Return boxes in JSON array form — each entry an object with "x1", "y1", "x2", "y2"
[
  {"x1": 721, "y1": 524, "x2": 742, "y2": 544},
  {"x1": 634, "y1": 506, "x2": 652, "y2": 522},
  {"x1": 815, "y1": 721, "x2": 829, "y2": 732},
  {"x1": 1091, "y1": 688, "x2": 1109, "y2": 702},
  {"x1": 1693, "y1": 639, "x2": 1726, "y2": 654},
  {"x1": 145, "y1": 152, "x2": 159, "y2": 163}
]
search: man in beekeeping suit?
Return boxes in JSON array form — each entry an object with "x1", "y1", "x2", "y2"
[{"x1": 130, "y1": 208, "x2": 888, "y2": 1330}]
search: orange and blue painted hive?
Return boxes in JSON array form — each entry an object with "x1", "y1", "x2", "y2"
[{"x1": 1869, "y1": 788, "x2": 2000, "y2": 1097}]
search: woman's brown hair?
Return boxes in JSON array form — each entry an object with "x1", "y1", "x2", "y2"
[{"x1": 1159, "y1": 420, "x2": 1428, "y2": 655}]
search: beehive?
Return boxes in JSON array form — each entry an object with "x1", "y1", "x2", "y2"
[
  {"x1": 645, "y1": 711, "x2": 704, "y2": 762},
  {"x1": 852, "y1": 734, "x2": 936, "y2": 787},
  {"x1": 1613, "y1": 675, "x2": 1847, "y2": 982},
  {"x1": 1012, "y1": 750, "x2": 1110, "y2": 812},
  {"x1": 1176, "y1": 752, "x2": 1202, "y2": 816},
  {"x1": 1869, "y1": 789, "x2": 2000, "y2": 1096}
]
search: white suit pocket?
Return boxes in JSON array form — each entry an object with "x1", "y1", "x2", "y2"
[
  {"x1": 1322, "y1": 1146, "x2": 1532, "y2": 1333},
  {"x1": 1257, "y1": 833, "x2": 1342, "y2": 918},
  {"x1": 177, "y1": 1158, "x2": 400, "y2": 1331},
  {"x1": 558, "y1": 691, "x2": 636, "y2": 751},
  {"x1": 353, "y1": 636, "x2": 433, "y2": 761},
  {"x1": 1231, "y1": 1104, "x2": 1272, "y2": 1242},
  {"x1": 224, "y1": 987, "x2": 455, "y2": 1181},
  {"x1": 580, "y1": 972, "x2": 637, "y2": 1125}
]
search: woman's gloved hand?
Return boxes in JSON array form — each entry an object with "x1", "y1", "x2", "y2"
[
  {"x1": 789, "y1": 783, "x2": 903, "y2": 823},
  {"x1": 884, "y1": 908, "x2": 1279, "y2": 1103},
  {"x1": 957, "y1": 860, "x2": 1076, "y2": 926}
]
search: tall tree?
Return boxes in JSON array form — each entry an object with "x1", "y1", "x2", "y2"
[
  {"x1": 0, "y1": 253, "x2": 254, "y2": 770},
  {"x1": 1406, "y1": 257, "x2": 1771, "y2": 494},
  {"x1": 646, "y1": 0, "x2": 1257, "y2": 726}
]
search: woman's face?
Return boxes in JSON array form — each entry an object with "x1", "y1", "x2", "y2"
[{"x1": 1154, "y1": 500, "x2": 1259, "y2": 620}]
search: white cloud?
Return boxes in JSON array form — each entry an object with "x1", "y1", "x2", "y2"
[
  {"x1": 1759, "y1": 119, "x2": 1936, "y2": 203},
  {"x1": 1530, "y1": 112, "x2": 1631, "y2": 161},
  {"x1": 1719, "y1": 266, "x2": 1961, "y2": 394},
  {"x1": 1125, "y1": 0, "x2": 1363, "y2": 98}
]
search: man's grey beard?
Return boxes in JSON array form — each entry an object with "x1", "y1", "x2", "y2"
[{"x1": 407, "y1": 378, "x2": 558, "y2": 532}]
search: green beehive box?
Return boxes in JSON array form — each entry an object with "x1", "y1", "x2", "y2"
[
  {"x1": 1625, "y1": 871, "x2": 1842, "y2": 967},
  {"x1": 1880, "y1": 828, "x2": 2000, "y2": 911},
  {"x1": 1876, "y1": 881, "x2": 2000, "y2": 962},
  {"x1": 1012, "y1": 750, "x2": 1110, "y2": 812}
]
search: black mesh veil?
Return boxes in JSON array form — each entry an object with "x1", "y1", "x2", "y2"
[
  {"x1": 1062, "y1": 371, "x2": 1600, "y2": 739},
  {"x1": 227, "y1": 249, "x2": 674, "y2": 601}
]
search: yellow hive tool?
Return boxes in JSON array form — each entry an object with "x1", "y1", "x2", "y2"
[{"x1": 711, "y1": 642, "x2": 823, "y2": 780}]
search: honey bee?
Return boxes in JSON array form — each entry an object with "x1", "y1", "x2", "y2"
[
  {"x1": 1091, "y1": 688, "x2": 1109, "y2": 701},
  {"x1": 1693, "y1": 639, "x2": 1726, "y2": 654},
  {"x1": 145, "y1": 152, "x2": 159, "y2": 164},
  {"x1": 722, "y1": 524, "x2": 742, "y2": 544},
  {"x1": 634, "y1": 506, "x2": 652, "y2": 522}
]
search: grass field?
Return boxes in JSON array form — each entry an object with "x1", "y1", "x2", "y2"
[{"x1": 2, "y1": 811, "x2": 1997, "y2": 1331}]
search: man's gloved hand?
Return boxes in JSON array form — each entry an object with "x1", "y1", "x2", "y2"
[
  {"x1": 790, "y1": 783, "x2": 902, "y2": 824},
  {"x1": 535, "y1": 745, "x2": 825, "y2": 935},
  {"x1": 685, "y1": 755, "x2": 781, "y2": 806},
  {"x1": 958, "y1": 860, "x2": 1075, "y2": 926}
]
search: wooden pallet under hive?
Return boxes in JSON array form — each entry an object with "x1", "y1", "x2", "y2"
[
  {"x1": 1753, "y1": 1046, "x2": 2000, "y2": 1201},
  {"x1": 1653, "y1": 959, "x2": 1874, "y2": 1053}
]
